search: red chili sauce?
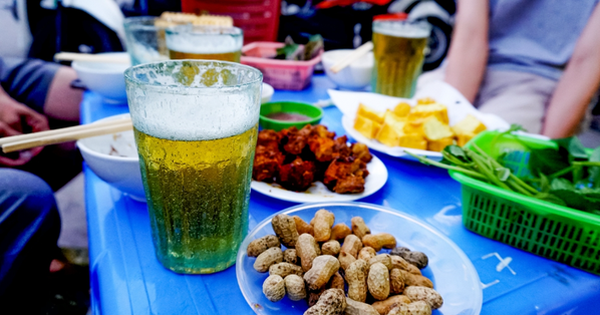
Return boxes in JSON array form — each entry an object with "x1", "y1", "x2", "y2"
[{"x1": 266, "y1": 112, "x2": 311, "y2": 122}]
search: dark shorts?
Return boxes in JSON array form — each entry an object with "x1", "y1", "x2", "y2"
[{"x1": 0, "y1": 57, "x2": 60, "y2": 113}]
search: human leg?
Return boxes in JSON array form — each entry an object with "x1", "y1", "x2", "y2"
[
  {"x1": 0, "y1": 169, "x2": 61, "y2": 313},
  {"x1": 474, "y1": 71, "x2": 557, "y2": 134}
]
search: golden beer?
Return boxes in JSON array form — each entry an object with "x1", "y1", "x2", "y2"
[
  {"x1": 135, "y1": 125, "x2": 257, "y2": 273},
  {"x1": 124, "y1": 60, "x2": 263, "y2": 274},
  {"x1": 372, "y1": 20, "x2": 431, "y2": 98},
  {"x1": 166, "y1": 25, "x2": 243, "y2": 62},
  {"x1": 169, "y1": 49, "x2": 241, "y2": 62}
]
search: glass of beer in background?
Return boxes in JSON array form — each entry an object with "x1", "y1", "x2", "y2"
[
  {"x1": 124, "y1": 60, "x2": 262, "y2": 274},
  {"x1": 165, "y1": 25, "x2": 243, "y2": 62},
  {"x1": 371, "y1": 19, "x2": 431, "y2": 98},
  {"x1": 123, "y1": 16, "x2": 171, "y2": 66}
]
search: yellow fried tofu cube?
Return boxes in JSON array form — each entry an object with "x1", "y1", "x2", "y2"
[
  {"x1": 357, "y1": 103, "x2": 385, "y2": 124},
  {"x1": 452, "y1": 114, "x2": 487, "y2": 136},
  {"x1": 407, "y1": 103, "x2": 449, "y2": 124},
  {"x1": 422, "y1": 116, "x2": 454, "y2": 141},
  {"x1": 427, "y1": 137, "x2": 455, "y2": 152},
  {"x1": 403, "y1": 120, "x2": 424, "y2": 136},
  {"x1": 393, "y1": 102, "x2": 412, "y2": 117},
  {"x1": 398, "y1": 133, "x2": 427, "y2": 150},
  {"x1": 456, "y1": 133, "x2": 476, "y2": 147},
  {"x1": 384, "y1": 110, "x2": 406, "y2": 125},
  {"x1": 354, "y1": 115, "x2": 381, "y2": 139},
  {"x1": 416, "y1": 97, "x2": 436, "y2": 105},
  {"x1": 376, "y1": 123, "x2": 402, "y2": 147}
]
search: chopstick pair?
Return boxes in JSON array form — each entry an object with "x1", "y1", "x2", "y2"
[
  {"x1": 54, "y1": 52, "x2": 131, "y2": 64},
  {"x1": 0, "y1": 118, "x2": 133, "y2": 154},
  {"x1": 328, "y1": 41, "x2": 374, "y2": 74}
]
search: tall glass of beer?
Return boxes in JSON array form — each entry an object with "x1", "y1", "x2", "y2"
[
  {"x1": 371, "y1": 20, "x2": 431, "y2": 98},
  {"x1": 165, "y1": 25, "x2": 243, "y2": 62},
  {"x1": 124, "y1": 60, "x2": 262, "y2": 274},
  {"x1": 123, "y1": 16, "x2": 171, "y2": 66}
]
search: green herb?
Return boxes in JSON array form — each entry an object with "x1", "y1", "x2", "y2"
[
  {"x1": 406, "y1": 132, "x2": 600, "y2": 215},
  {"x1": 275, "y1": 35, "x2": 323, "y2": 61}
]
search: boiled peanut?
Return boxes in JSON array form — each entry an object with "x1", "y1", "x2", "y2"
[
  {"x1": 362, "y1": 233, "x2": 396, "y2": 251},
  {"x1": 367, "y1": 262, "x2": 390, "y2": 301},
  {"x1": 254, "y1": 247, "x2": 283, "y2": 272},
  {"x1": 311, "y1": 209, "x2": 335, "y2": 242},
  {"x1": 283, "y1": 248, "x2": 298, "y2": 265},
  {"x1": 345, "y1": 259, "x2": 368, "y2": 302},
  {"x1": 272, "y1": 214, "x2": 299, "y2": 248},
  {"x1": 400, "y1": 270, "x2": 433, "y2": 288},
  {"x1": 304, "y1": 255, "x2": 340, "y2": 290},
  {"x1": 269, "y1": 262, "x2": 303, "y2": 278},
  {"x1": 387, "y1": 301, "x2": 431, "y2": 315},
  {"x1": 358, "y1": 247, "x2": 376, "y2": 261},
  {"x1": 351, "y1": 217, "x2": 371, "y2": 239},
  {"x1": 391, "y1": 256, "x2": 421, "y2": 275},
  {"x1": 247, "y1": 235, "x2": 280, "y2": 257},
  {"x1": 403, "y1": 286, "x2": 443, "y2": 309},
  {"x1": 293, "y1": 215, "x2": 314, "y2": 236},
  {"x1": 371, "y1": 295, "x2": 412, "y2": 315},
  {"x1": 339, "y1": 234, "x2": 363, "y2": 270},
  {"x1": 368, "y1": 254, "x2": 392, "y2": 270},
  {"x1": 297, "y1": 233, "x2": 320, "y2": 272},
  {"x1": 284, "y1": 274, "x2": 307, "y2": 301},
  {"x1": 344, "y1": 297, "x2": 379, "y2": 315},
  {"x1": 322, "y1": 240, "x2": 341, "y2": 256},
  {"x1": 328, "y1": 272, "x2": 345, "y2": 290},
  {"x1": 389, "y1": 268, "x2": 405, "y2": 295},
  {"x1": 330, "y1": 223, "x2": 351, "y2": 241},
  {"x1": 262, "y1": 275, "x2": 285, "y2": 302},
  {"x1": 305, "y1": 288, "x2": 347, "y2": 315}
]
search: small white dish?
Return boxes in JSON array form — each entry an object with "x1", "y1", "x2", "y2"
[
  {"x1": 76, "y1": 114, "x2": 146, "y2": 201},
  {"x1": 250, "y1": 155, "x2": 388, "y2": 203},
  {"x1": 322, "y1": 49, "x2": 373, "y2": 90},
  {"x1": 262, "y1": 83, "x2": 274, "y2": 104},
  {"x1": 72, "y1": 52, "x2": 131, "y2": 104}
]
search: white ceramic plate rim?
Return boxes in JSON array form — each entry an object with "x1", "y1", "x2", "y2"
[
  {"x1": 250, "y1": 155, "x2": 388, "y2": 203},
  {"x1": 235, "y1": 201, "x2": 483, "y2": 315}
]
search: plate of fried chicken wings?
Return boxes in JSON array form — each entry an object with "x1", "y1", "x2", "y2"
[{"x1": 251, "y1": 124, "x2": 388, "y2": 203}]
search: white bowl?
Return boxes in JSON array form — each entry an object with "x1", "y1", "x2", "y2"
[
  {"x1": 76, "y1": 114, "x2": 146, "y2": 201},
  {"x1": 262, "y1": 82, "x2": 274, "y2": 104},
  {"x1": 322, "y1": 49, "x2": 373, "y2": 90},
  {"x1": 72, "y1": 52, "x2": 131, "y2": 103}
]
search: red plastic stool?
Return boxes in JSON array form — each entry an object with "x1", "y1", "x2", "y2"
[{"x1": 181, "y1": 0, "x2": 280, "y2": 43}]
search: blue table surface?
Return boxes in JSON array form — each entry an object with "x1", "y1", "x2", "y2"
[{"x1": 81, "y1": 74, "x2": 600, "y2": 315}]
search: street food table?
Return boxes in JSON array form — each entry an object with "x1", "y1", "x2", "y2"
[{"x1": 82, "y1": 74, "x2": 600, "y2": 315}]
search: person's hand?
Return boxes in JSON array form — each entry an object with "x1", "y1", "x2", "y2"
[{"x1": 0, "y1": 95, "x2": 49, "y2": 166}]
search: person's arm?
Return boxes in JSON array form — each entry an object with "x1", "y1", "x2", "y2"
[
  {"x1": 0, "y1": 86, "x2": 48, "y2": 166},
  {"x1": 542, "y1": 4, "x2": 600, "y2": 138},
  {"x1": 443, "y1": 0, "x2": 489, "y2": 103}
]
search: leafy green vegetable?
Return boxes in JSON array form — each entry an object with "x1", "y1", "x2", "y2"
[{"x1": 406, "y1": 131, "x2": 600, "y2": 215}]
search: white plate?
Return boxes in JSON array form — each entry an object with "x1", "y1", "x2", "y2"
[
  {"x1": 251, "y1": 155, "x2": 388, "y2": 203},
  {"x1": 236, "y1": 202, "x2": 483, "y2": 315},
  {"x1": 329, "y1": 81, "x2": 511, "y2": 160}
]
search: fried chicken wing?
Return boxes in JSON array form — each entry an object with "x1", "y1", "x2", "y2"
[
  {"x1": 278, "y1": 157, "x2": 316, "y2": 191},
  {"x1": 282, "y1": 125, "x2": 312, "y2": 155},
  {"x1": 333, "y1": 175, "x2": 365, "y2": 194},
  {"x1": 351, "y1": 142, "x2": 372, "y2": 163},
  {"x1": 253, "y1": 144, "x2": 285, "y2": 182}
]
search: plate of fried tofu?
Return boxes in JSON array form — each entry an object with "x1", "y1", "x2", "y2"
[{"x1": 330, "y1": 81, "x2": 510, "y2": 159}]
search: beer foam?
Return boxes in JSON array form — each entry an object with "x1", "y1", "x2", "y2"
[
  {"x1": 126, "y1": 61, "x2": 262, "y2": 141},
  {"x1": 166, "y1": 27, "x2": 242, "y2": 54},
  {"x1": 373, "y1": 20, "x2": 431, "y2": 38}
]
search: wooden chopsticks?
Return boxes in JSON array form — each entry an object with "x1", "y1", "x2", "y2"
[
  {"x1": 329, "y1": 41, "x2": 374, "y2": 74},
  {"x1": 1, "y1": 118, "x2": 133, "y2": 153}
]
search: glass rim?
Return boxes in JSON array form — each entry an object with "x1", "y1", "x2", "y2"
[
  {"x1": 165, "y1": 24, "x2": 243, "y2": 36},
  {"x1": 124, "y1": 16, "x2": 162, "y2": 30},
  {"x1": 372, "y1": 19, "x2": 432, "y2": 36},
  {"x1": 124, "y1": 59, "x2": 263, "y2": 91}
]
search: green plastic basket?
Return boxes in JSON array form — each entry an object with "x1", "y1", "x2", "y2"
[{"x1": 449, "y1": 131, "x2": 600, "y2": 275}]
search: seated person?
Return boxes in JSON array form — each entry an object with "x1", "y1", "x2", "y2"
[
  {"x1": 0, "y1": 57, "x2": 82, "y2": 312},
  {"x1": 422, "y1": 0, "x2": 600, "y2": 137}
]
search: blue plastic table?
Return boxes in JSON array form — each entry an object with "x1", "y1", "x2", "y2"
[{"x1": 82, "y1": 74, "x2": 600, "y2": 315}]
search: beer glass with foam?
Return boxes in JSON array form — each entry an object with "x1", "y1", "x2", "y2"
[
  {"x1": 124, "y1": 60, "x2": 262, "y2": 274},
  {"x1": 166, "y1": 25, "x2": 243, "y2": 62},
  {"x1": 371, "y1": 20, "x2": 431, "y2": 98}
]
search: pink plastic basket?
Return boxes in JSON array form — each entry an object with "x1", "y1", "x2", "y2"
[{"x1": 241, "y1": 42, "x2": 322, "y2": 90}]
